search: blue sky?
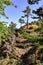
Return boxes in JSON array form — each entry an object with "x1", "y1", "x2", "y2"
[{"x1": 0, "y1": 0, "x2": 43, "y2": 28}]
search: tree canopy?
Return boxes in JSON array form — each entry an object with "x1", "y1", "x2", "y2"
[
  {"x1": 32, "y1": 6, "x2": 43, "y2": 19},
  {"x1": 19, "y1": 18, "x2": 25, "y2": 27},
  {"x1": 27, "y1": 0, "x2": 41, "y2": 4},
  {"x1": 0, "y1": 22, "x2": 9, "y2": 42}
]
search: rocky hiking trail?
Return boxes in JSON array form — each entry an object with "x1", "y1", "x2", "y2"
[
  {"x1": 13, "y1": 35, "x2": 42, "y2": 65},
  {"x1": 0, "y1": 32, "x2": 43, "y2": 65}
]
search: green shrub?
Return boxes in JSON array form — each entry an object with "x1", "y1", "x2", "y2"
[
  {"x1": 34, "y1": 28, "x2": 41, "y2": 32},
  {"x1": 39, "y1": 63, "x2": 43, "y2": 65},
  {"x1": 21, "y1": 31, "x2": 43, "y2": 43},
  {"x1": 0, "y1": 22, "x2": 14, "y2": 46}
]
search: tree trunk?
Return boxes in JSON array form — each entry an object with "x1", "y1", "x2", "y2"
[{"x1": 27, "y1": 15, "x2": 28, "y2": 29}]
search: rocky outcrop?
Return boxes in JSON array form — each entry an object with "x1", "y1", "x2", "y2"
[
  {"x1": 0, "y1": 34, "x2": 16, "y2": 58},
  {"x1": 0, "y1": 29, "x2": 43, "y2": 65},
  {"x1": 14, "y1": 46, "x2": 32, "y2": 59}
]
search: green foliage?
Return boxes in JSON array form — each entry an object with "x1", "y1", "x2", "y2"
[
  {"x1": 0, "y1": 22, "x2": 8, "y2": 39},
  {"x1": 34, "y1": 28, "x2": 41, "y2": 32},
  {"x1": 34, "y1": 20, "x2": 43, "y2": 33},
  {"x1": 19, "y1": 18, "x2": 25, "y2": 27},
  {"x1": 38, "y1": 63, "x2": 43, "y2": 65},
  {"x1": 22, "y1": 6, "x2": 30, "y2": 14},
  {"x1": 0, "y1": 22, "x2": 14, "y2": 45},
  {"x1": 31, "y1": 21, "x2": 39, "y2": 25},
  {"x1": 32, "y1": 7, "x2": 43, "y2": 19},
  {"x1": 21, "y1": 31, "x2": 43, "y2": 43},
  {"x1": 19, "y1": 18, "x2": 25, "y2": 24},
  {"x1": 40, "y1": 20, "x2": 43, "y2": 33},
  {"x1": 38, "y1": 45, "x2": 43, "y2": 49}
]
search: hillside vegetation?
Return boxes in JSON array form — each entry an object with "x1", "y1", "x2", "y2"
[
  {"x1": 0, "y1": 19, "x2": 43, "y2": 65},
  {"x1": 0, "y1": 0, "x2": 43, "y2": 65}
]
